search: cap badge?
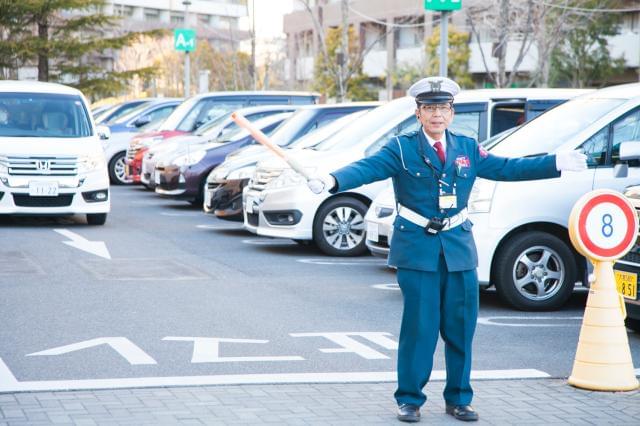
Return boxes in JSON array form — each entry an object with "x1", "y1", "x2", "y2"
[{"x1": 428, "y1": 80, "x2": 442, "y2": 92}]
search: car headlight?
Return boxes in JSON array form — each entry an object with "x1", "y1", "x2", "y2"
[
  {"x1": 227, "y1": 164, "x2": 257, "y2": 181},
  {"x1": 468, "y1": 178, "x2": 497, "y2": 213},
  {"x1": 78, "y1": 154, "x2": 107, "y2": 174},
  {"x1": 375, "y1": 205, "x2": 395, "y2": 218},
  {"x1": 268, "y1": 167, "x2": 316, "y2": 190},
  {"x1": 172, "y1": 150, "x2": 206, "y2": 167},
  {"x1": 209, "y1": 166, "x2": 230, "y2": 182},
  {"x1": 142, "y1": 136, "x2": 165, "y2": 147}
]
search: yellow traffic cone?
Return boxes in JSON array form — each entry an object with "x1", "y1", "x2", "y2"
[{"x1": 568, "y1": 260, "x2": 639, "y2": 391}]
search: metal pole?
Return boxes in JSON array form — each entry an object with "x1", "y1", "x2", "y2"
[
  {"x1": 183, "y1": 0, "x2": 191, "y2": 97},
  {"x1": 439, "y1": 11, "x2": 448, "y2": 77}
]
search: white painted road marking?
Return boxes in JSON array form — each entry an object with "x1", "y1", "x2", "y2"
[
  {"x1": 196, "y1": 224, "x2": 244, "y2": 230},
  {"x1": 297, "y1": 258, "x2": 387, "y2": 266},
  {"x1": 27, "y1": 337, "x2": 156, "y2": 365},
  {"x1": 53, "y1": 229, "x2": 111, "y2": 260},
  {"x1": 477, "y1": 316, "x2": 583, "y2": 327},
  {"x1": 371, "y1": 283, "x2": 400, "y2": 290},
  {"x1": 242, "y1": 238, "x2": 295, "y2": 245},
  {"x1": 162, "y1": 337, "x2": 304, "y2": 363},
  {"x1": 290, "y1": 332, "x2": 398, "y2": 360},
  {"x1": 0, "y1": 356, "x2": 552, "y2": 392}
]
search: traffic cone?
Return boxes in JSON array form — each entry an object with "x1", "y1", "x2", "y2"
[{"x1": 568, "y1": 260, "x2": 639, "y2": 391}]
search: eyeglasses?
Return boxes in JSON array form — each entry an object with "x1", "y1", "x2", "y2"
[{"x1": 420, "y1": 104, "x2": 452, "y2": 113}]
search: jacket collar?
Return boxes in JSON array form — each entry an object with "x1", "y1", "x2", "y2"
[{"x1": 417, "y1": 129, "x2": 460, "y2": 172}]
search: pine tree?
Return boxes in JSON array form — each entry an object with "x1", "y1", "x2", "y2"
[{"x1": 0, "y1": 0, "x2": 164, "y2": 99}]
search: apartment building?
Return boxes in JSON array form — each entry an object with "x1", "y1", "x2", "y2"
[{"x1": 284, "y1": 0, "x2": 640, "y2": 98}]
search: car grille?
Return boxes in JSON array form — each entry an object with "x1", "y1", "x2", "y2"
[
  {"x1": 246, "y1": 212, "x2": 259, "y2": 226},
  {"x1": 620, "y1": 243, "x2": 640, "y2": 265},
  {"x1": 247, "y1": 168, "x2": 283, "y2": 192},
  {"x1": 13, "y1": 194, "x2": 74, "y2": 207},
  {"x1": 4, "y1": 156, "x2": 77, "y2": 176}
]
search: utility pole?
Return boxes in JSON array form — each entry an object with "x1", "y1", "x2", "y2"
[
  {"x1": 251, "y1": 0, "x2": 257, "y2": 90},
  {"x1": 183, "y1": 0, "x2": 191, "y2": 97},
  {"x1": 439, "y1": 11, "x2": 448, "y2": 77}
]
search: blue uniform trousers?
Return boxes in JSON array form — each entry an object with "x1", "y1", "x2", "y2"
[{"x1": 394, "y1": 256, "x2": 479, "y2": 407}]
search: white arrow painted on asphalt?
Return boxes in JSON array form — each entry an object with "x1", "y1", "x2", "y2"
[
  {"x1": 53, "y1": 229, "x2": 111, "y2": 260},
  {"x1": 26, "y1": 337, "x2": 157, "y2": 365}
]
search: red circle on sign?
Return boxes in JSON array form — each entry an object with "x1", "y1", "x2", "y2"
[{"x1": 577, "y1": 193, "x2": 636, "y2": 258}]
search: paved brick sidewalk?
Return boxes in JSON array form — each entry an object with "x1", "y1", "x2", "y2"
[{"x1": 0, "y1": 378, "x2": 638, "y2": 425}]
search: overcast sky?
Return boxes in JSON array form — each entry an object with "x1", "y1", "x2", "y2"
[{"x1": 244, "y1": 0, "x2": 294, "y2": 39}]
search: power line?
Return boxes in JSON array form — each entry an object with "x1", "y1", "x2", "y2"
[{"x1": 347, "y1": 5, "x2": 427, "y2": 28}]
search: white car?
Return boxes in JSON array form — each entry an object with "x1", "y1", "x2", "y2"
[
  {"x1": 245, "y1": 89, "x2": 590, "y2": 256},
  {"x1": 466, "y1": 82, "x2": 640, "y2": 310},
  {"x1": 0, "y1": 81, "x2": 110, "y2": 225}
]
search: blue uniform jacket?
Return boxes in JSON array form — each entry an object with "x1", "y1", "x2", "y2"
[{"x1": 330, "y1": 129, "x2": 560, "y2": 272}]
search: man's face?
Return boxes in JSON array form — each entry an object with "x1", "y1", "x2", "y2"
[{"x1": 415, "y1": 103, "x2": 454, "y2": 138}]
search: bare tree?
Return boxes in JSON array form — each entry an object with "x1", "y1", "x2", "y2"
[
  {"x1": 297, "y1": 0, "x2": 411, "y2": 101},
  {"x1": 466, "y1": 0, "x2": 537, "y2": 87}
]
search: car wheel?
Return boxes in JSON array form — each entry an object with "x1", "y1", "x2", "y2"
[
  {"x1": 108, "y1": 152, "x2": 128, "y2": 185},
  {"x1": 625, "y1": 317, "x2": 640, "y2": 333},
  {"x1": 494, "y1": 231, "x2": 576, "y2": 311},
  {"x1": 87, "y1": 213, "x2": 107, "y2": 225},
  {"x1": 313, "y1": 196, "x2": 368, "y2": 257}
]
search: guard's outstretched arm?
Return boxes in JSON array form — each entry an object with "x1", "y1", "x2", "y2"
[
  {"x1": 474, "y1": 143, "x2": 561, "y2": 181},
  {"x1": 329, "y1": 139, "x2": 403, "y2": 193}
]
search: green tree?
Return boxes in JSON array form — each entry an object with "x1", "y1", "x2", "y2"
[
  {"x1": 425, "y1": 26, "x2": 473, "y2": 88},
  {"x1": 0, "y1": 0, "x2": 163, "y2": 99},
  {"x1": 313, "y1": 26, "x2": 375, "y2": 101},
  {"x1": 550, "y1": 0, "x2": 625, "y2": 88}
]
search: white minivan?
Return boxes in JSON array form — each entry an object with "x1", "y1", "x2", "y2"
[{"x1": 0, "y1": 81, "x2": 110, "y2": 224}]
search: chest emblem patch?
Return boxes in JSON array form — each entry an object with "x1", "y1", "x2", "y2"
[{"x1": 455, "y1": 155, "x2": 470, "y2": 168}]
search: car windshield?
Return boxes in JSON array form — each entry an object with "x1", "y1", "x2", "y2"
[
  {"x1": 194, "y1": 114, "x2": 231, "y2": 136},
  {"x1": 0, "y1": 92, "x2": 92, "y2": 138},
  {"x1": 109, "y1": 101, "x2": 155, "y2": 124},
  {"x1": 314, "y1": 97, "x2": 414, "y2": 151},
  {"x1": 481, "y1": 125, "x2": 521, "y2": 150},
  {"x1": 219, "y1": 113, "x2": 290, "y2": 143},
  {"x1": 490, "y1": 97, "x2": 626, "y2": 157},
  {"x1": 292, "y1": 110, "x2": 368, "y2": 149},
  {"x1": 264, "y1": 109, "x2": 316, "y2": 146}
]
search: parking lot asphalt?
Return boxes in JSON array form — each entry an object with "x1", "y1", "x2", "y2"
[{"x1": 1, "y1": 185, "x2": 639, "y2": 424}]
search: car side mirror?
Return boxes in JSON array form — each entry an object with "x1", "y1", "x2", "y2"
[
  {"x1": 133, "y1": 115, "x2": 151, "y2": 128},
  {"x1": 619, "y1": 141, "x2": 640, "y2": 161},
  {"x1": 96, "y1": 125, "x2": 111, "y2": 140}
]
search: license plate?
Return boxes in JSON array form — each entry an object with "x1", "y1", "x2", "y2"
[
  {"x1": 154, "y1": 170, "x2": 160, "y2": 183},
  {"x1": 28, "y1": 181, "x2": 59, "y2": 197},
  {"x1": 367, "y1": 222, "x2": 379, "y2": 242},
  {"x1": 614, "y1": 270, "x2": 638, "y2": 300}
]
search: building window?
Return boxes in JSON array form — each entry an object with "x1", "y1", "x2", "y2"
[
  {"x1": 198, "y1": 14, "x2": 211, "y2": 26},
  {"x1": 114, "y1": 4, "x2": 134, "y2": 17},
  {"x1": 363, "y1": 22, "x2": 386, "y2": 51},
  {"x1": 171, "y1": 12, "x2": 185, "y2": 25},
  {"x1": 144, "y1": 8, "x2": 160, "y2": 22},
  {"x1": 396, "y1": 17, "x2": 424, "y2": 48}
]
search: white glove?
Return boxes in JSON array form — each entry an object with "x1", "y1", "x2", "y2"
[
  {"x1": 307, "y1": 173, "x2": 335, "y2": 194},
  {"x1": 556, "y1": 150, "x2": 588, "y2": 172}
]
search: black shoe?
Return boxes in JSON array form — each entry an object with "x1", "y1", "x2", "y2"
[
  {"x1": 445, "y1": 405, "x2": 479, "y2": 422},
  {"x1": 397, "y1": 404, "x2": 421, "y2": 422}
]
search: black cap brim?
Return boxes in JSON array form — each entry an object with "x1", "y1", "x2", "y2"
[{"x1": 415, "y1": 91, "x2": 454, "y2": 104}]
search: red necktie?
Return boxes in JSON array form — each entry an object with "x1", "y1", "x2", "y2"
[{"x1": 433, "y1": 140, "x2": 446, "y2": 164}]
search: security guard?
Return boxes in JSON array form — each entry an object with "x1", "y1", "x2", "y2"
[{"x1": 307, "y1": 76, "x2": 587, "y2": 423}]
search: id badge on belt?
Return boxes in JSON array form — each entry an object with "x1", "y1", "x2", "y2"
[{"x1": 439, "y1": 194, "x2": 457, "y2": 209}]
